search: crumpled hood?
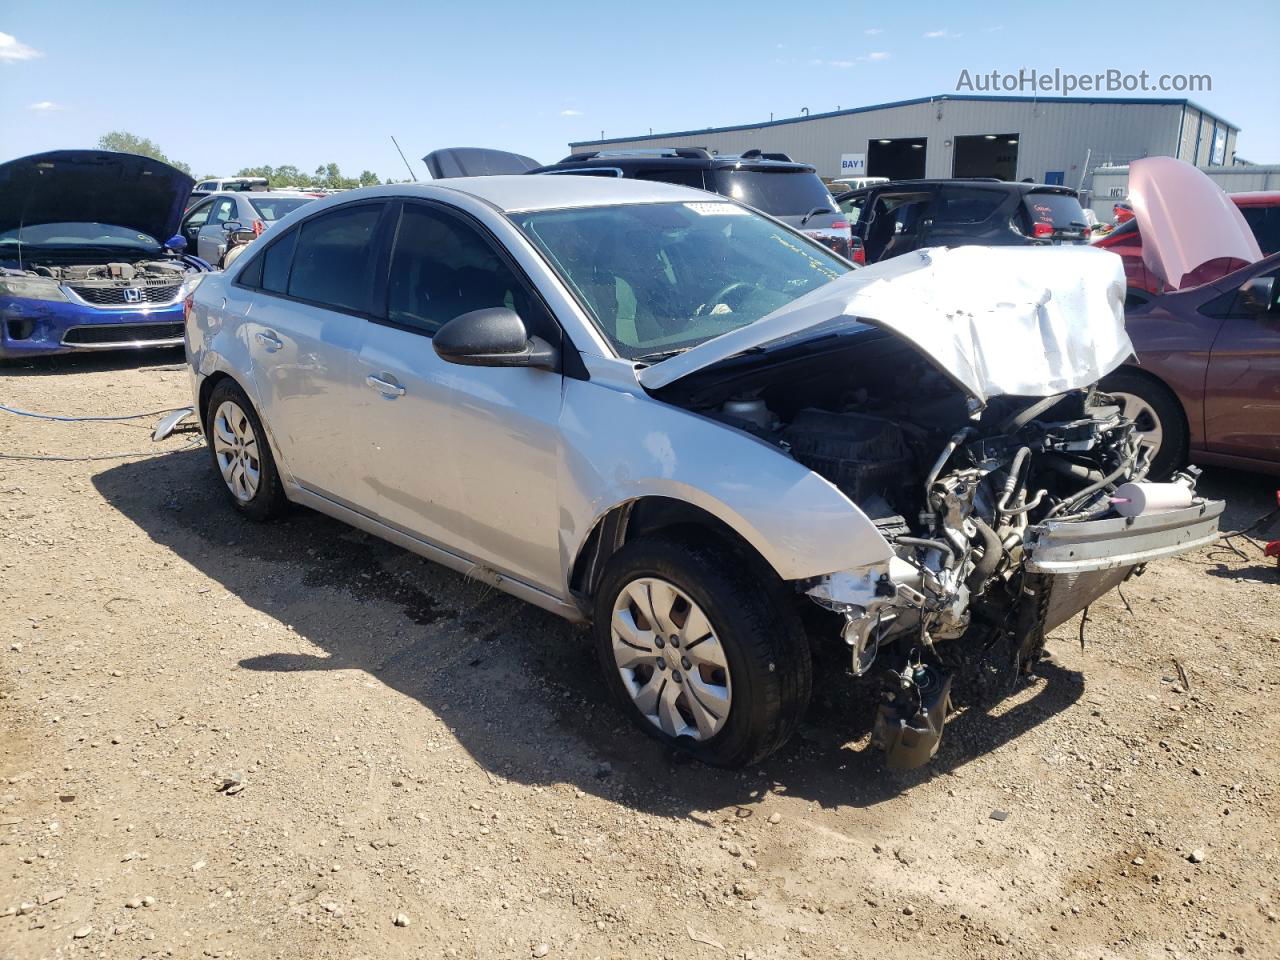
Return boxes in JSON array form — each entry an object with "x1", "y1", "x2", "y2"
[
  {"x1": 638, "y1": 244, "x2": 1133, "y2": 405},
  {"x1": 0, "y1": 150, "x2": 195, "y2": 241},
  {"x1": 1129, "y1": 156, "x2": 1262, "y2": 289}
]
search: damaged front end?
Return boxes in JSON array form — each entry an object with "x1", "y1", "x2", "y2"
[
  {"x1": 803, "y1": 389, "x2": 1221, "y2": 768},
  {"x1": 647, "y1": 246, "x2": 1224, "y2": 770}
]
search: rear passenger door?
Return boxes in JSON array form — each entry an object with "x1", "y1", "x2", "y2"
[
  {"x1": 241, "y1": 201, "x2": 390, "y2": 504},
  {"x1": 353, "y1": 200, "x2": 565, "y2": 592}
]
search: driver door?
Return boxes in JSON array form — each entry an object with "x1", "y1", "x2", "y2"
[
  {"x1": 1204, "y1": 264, "x2": 1280, "y2": 464},
  {"x1": 352, "y1": 200, "x2": 564, "y2": 592},
  {"x1": 197, "y1": 197, "x2": 238, "y2": 263}
]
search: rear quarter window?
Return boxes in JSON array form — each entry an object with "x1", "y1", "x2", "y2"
[{"x1": 934, "y1": 187, "x2": 1005, "y2": 224}]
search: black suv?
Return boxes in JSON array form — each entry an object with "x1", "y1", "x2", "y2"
[
  {"x1": 424, "y1": 146, "x2": 852, "y2": 259},
  {"x1": 835, "y1": 179, "x2": 1090, "y2": 264}
]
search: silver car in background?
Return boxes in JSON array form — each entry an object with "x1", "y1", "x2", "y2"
[
  {"x1": 186, "y1": 175, "x2": 1222, "y2": 772},
  {"x1": 178, "y1": 191, "x2": 318, "y2": 265}
]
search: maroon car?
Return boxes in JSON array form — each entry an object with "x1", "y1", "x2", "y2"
[{"x1": 1098, "y1": 158, "x2": 1279, "y2": 477}]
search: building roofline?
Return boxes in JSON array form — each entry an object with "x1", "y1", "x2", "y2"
[{"x1": 570, "y1": 94, "x2": 1236, "y2": 148}]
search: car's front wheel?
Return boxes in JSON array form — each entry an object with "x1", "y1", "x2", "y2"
[
  {"x1": 592, "y1": 536, "x2": 811, "y2": 768},
  {"x1": 205, "y1": 379, "x2": 288, "y2": 521}
]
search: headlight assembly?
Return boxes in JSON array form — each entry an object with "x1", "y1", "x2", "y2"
[{"x1": 0, "y1": 275, "x2": 69, "y2": 302}]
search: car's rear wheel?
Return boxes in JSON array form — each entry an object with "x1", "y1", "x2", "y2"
[
  {"x1": 592, "y1": 536, "x2": 811, "y2": 768},
  {"x1": 1099, "y1": 370, "x2": 1188, "y2": 480},
  {"x1": 205, "y1": 379, "x2": 288, "y2": 521}
]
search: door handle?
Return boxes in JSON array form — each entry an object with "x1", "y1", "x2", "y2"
[
  {"x1": 366, "y1": 374, "x2": 405, "y2": 398},
  {"x1": 255, "y1": 331, "x2": 282, "y2": 351}
]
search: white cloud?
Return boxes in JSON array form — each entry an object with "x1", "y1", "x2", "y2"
[
  {"x1": 828, "y1": 59, "x2": 855, "y2": 69},
  {"x1": 560, "y1": 109, "x2": 583, "y2": 116},
  {"x1": 983, "y1": 24, "x2": 1004, "y2": 32},
  {"x1": 864, "y1": 28, "x2": 883, "y2": 35},
  {"x1": 865, "y1": 51, "x2": 890, "y2": 61},
  {"x1": 28, "y1": 100, "x2": 64, "y2": 111},
  {"x1": 0, "y1": 31, "x2": 42, "y2": 62},
  {"x1": 923, "y1": 29, "x2": 949, "y2": 38}
]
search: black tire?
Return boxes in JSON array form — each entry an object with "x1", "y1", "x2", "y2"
[
  {"x1": 592, "y1": 536, "x2": 812, "y2": 768},
  {"x1": 204, "y1": 379, "x2": 289, "y2": 521},
  {"x1": 1099, "y1": 369, "x2": 1189, "y2": 480}
]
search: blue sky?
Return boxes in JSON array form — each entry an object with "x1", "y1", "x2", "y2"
[{"x1": 3, "y1": 0, "x2": 1277, "y2": 179}]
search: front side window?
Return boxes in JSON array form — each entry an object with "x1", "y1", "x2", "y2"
[
  {"x1": 511, "y1": 201, "x2": 849, "y2": 359},
  {"x1": 286, "y1": 204, "x2": 383, "y2": 313},
  {"x1": 182, "y1": 201, "x2": 213, "y2": 231},
  {"x1": 386, "y1": 204, "x2": 543, "y2": 336},
  {"x1": 208, "y1": 198, "x2": 238, "y2": 226}
]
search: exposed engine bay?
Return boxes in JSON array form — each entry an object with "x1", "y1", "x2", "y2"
[
  {"x1": 9, "y1": 258, "x2": 191, "y2": 285},
  {"x1": 660, "y1": 329, "x2": 1222, "y2": 770}
]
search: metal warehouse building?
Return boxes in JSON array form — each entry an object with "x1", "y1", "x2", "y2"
[{"x1": 569, "y1": 94, "x2": 1240, "y2": 188}]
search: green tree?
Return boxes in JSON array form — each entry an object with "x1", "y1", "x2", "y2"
[
  {"x1": 96, "y1": 131, "x2": 190, "y2": 174},
  {"x1": 358, "y1": 170, "x2": 380, "y2": 187}
]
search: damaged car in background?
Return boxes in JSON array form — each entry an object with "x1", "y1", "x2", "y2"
[
  {"x1": 0, "y1": 150, "x2": 210, "y2": 359},
  {"x1": 185, "y1": 175, "x2": 1223, "y2": 772}
]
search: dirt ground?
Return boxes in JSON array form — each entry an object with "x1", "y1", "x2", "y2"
[{"x1": 2, "y1": 350, "x2": 1278, "y2": 960}]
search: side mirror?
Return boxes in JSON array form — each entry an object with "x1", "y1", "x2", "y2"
[
  {"x1": 433, "y1": 308, "x2": 558, "y2": 370},
  {"x1": 223, "y1": 220, "x2": 243, "y2": 233},
  {"x1": 229, "y1": 229, "x2": 257, "y2": 244},
  {"x1": 1238, "y1": 276, "x2": 1276, "y2": 314},
  {"x1": 165, "y1": 234, "x2": 187, "y2": 253}
]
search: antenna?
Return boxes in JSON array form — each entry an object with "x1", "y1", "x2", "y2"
[{"x1": 390, "y1": 136, "x2": 418, "y2": 181}]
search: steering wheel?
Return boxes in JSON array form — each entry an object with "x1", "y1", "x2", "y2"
[{"x1": 695, "y1": 281, "x2": 754, "y2": 317}]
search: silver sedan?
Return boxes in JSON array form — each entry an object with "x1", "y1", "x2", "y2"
[
  {"x1": 178, "y1": 191, "x2": 318, "y2": 265},
  {"x1": 185, "y1": 175, "x2": 1221, "y2": 772}
]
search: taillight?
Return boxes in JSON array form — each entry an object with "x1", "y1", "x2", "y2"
[
  {"x1": 183, "y1": 293, "x2": 195, "y2": 323},
  {"x1": 831, "y1": 220, "x2": 849, "y2": 230},
  {"x1": 1032, "y1": 222, "x2": 1055, "y2": 239},
  {"x1": 850, "y1": 238, "x2": 866, "y2": 266},
  {"x1": 252, "y1": 219, "x2": 266, "y2": 236}
]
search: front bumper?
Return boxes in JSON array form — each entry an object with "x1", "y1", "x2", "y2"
[
  {"x1": 0, "y1": 296, "x2": 185, "y2": 358},
  {"x1": 1027, "y1": 498, "x2": 1225, "y2": 631}
]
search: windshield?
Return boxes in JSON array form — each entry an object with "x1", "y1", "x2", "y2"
[
  {"x1": 0, "y1": 222, "x2": 160, "y2": 251},
  {"x1": 510, "y1": 201, "x2": 850, "y2": 359},
  {"x1": 248, "y1": 196, "x2": 314, "y2": 221},
  {"x1": 711, "y1": 169, "x2": 836, "y2": 217}
]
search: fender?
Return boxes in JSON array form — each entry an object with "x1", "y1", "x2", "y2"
[{"x1": 557, "y1": 376, "x2": 894, "y2": 593}]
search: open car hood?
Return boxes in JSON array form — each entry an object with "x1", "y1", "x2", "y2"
[
  {"x1": 1129, "y1": 156, "x2": 1262, "y2": 289},
  {"x1": 0, "y1": 150, "x2": 194, "y2": 242},
  {"x1": 638, "y1": 245, "x2": 1132, "y2": 405},
  {"x1": 423, "y1": 147, "x2": 542, "y2": 179}
]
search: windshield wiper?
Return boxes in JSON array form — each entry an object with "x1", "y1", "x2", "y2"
[
  {"x1": 800, "y1": 205, "x2": 834, "y2": 226},
  {"x1": 633, "y1": 348, "x2": 689, "y2": 365}
]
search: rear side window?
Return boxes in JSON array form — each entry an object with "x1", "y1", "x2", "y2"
[
  {"x1": 637, "y1": 169, "x2": 706, "y2": 189},
  {"x1": 711, "y1": 169, "x2": 835, "y2": 217},
  {"x1": 248, "y1": 197, "x2": 313, "y2": 221},
  {"x1": 287, "y1": 204, "x2": 384, "y2": 313},
  {"x1": 935, "y1": 187, "x2": 1004, "y2": 224},
  {"x1": 261, "y1": 230, "x2": 297, "y2": 293}
]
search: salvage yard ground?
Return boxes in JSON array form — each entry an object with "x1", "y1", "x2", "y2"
[{"x1": 2, "y1": 351, "x2": 1278, "y2": 960}]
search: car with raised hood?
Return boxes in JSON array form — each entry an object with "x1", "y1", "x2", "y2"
[
  {"x1": 0, "y1": 150, "x2": 211, "y2": 359},
  {"x1": 423, "y1": 146, "x2": 854, "y2": 260},
  {"x1": 1096, "y1": 157, "x2": 1278, "y2": 478},
  {"x1": 185, "y1": 174, "x2": 1222, "y2": 771},
  {"x1": 835, "y1": 179, "x2": 1091, "y2": 264}
]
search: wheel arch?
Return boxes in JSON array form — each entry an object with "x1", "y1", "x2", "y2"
[
  {"x1": 1105, "y1": 363, "x2": 1193, "y2": 452},
  {"x1": 569, "y1": 496, "x2": 783, "y2": 613}
]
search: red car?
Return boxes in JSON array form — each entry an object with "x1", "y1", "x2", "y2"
[
  {"x1": 1096, "y1": 189, "x2": 1280, "y2": 296},
  {"x1": 1097, "y1": 158, "x2": 1279, "y2": 477}
]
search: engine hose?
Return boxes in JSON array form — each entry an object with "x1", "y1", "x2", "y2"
[
  {"x1": 966, "y1": 517, "x2": 1005, "y2": 592},
  {"x1": 1041, "y1": 454, "x2": 1104, "y2": 484},
  {"x1": 1045, "y1": 452, "x2": 1134, "y2": 519},
  {"x1": 998, "y1": 392, "x2": 1067, "y2": 434},
  {"x1": 924, "y1": 427, "x2": 975, "y2": 502},
  {"x1": 896, "y1": 537, "x2": 956, "y2": 569},
  {"x1": 996, "y1": 446, "x2": 1031, "y2": 515}
]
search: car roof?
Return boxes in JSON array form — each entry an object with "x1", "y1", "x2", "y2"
[
  {"x1": 536, "y1": 154, "x2": 815, "y2": 175},
  {"x1": 399, "y1": 174, "x2": 716, "y2": 212},
  {"x1": 1231, "y1": 191, "x2": 1280, "y2": 206}
]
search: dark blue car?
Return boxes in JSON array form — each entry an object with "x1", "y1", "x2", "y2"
[{"x1": 0, "y1": 150, "x2": 212, "y2": 359}]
